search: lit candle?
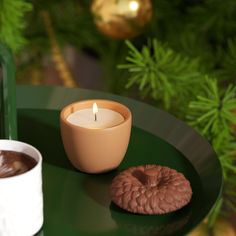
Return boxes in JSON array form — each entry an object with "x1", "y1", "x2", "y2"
[
  {"x1": 60, "y1": 99, "x2": 132, "y2": 173},
  {"x1": 66, "y1": 102, "x2": 124, "y2": 129}
]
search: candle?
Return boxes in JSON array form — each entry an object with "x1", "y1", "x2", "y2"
[
  {"x1": 66, "y1": 103, "x2": 124, "y2": 129},
  {"x1": 60, "y1": 99, "x2": 132, "y2": 173}
]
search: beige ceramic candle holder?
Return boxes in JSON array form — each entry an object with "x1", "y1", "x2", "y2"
[{"x1": 60, "y1": 99, "x2": 132, "y2": 174}]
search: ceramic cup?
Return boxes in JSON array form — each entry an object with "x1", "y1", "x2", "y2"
[
  {"x1": 0, "y1": 140, "x2": 43, "y2": 236},
  {"x1": 60, "y1": 99, "x2": 132, "y2": 174}
]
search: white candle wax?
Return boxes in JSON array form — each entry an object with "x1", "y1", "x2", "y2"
[{"x1": 66, "y1": 108, "x2": 124, "y2": 129}]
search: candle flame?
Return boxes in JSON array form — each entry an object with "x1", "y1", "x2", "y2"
[
  {"x1": 93, "y1": 103, "x2": 98, "y2": 121},
  {"x1": 93, "y1": 102, "x2": 98, "y2": 114}
]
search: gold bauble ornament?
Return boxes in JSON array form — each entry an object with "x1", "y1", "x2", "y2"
[{"x1": 91, "y1": 0, "x2": 152, "y2": 39}]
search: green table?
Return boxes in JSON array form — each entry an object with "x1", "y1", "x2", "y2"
[{"x1": 16, "y1": 85, "x2": 222, "y2": 236}]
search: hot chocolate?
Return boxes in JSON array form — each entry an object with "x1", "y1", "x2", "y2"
[{"x1": 0, "y1": 150, "x2": 37, "y2": 178}]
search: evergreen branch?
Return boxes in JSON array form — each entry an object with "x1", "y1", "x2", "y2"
[
  {"x1": 188, "y1": 77, "x2": 236, "y2": 139},
  {"x1": 0, "y1": 0, "x2": 32, "y2": 52},
  {"x1": 118, "y1": 39, "x2": 202, "y2": 109},
  {"x1": 187, "y1": 0, "x2": 236, "y2": 42},
  {"x1": 218, "y1": 136, "x2": 236, "y2": 178},
  {"x1": 188, "y1": 76, "x2": 236, "y2": 221},
  {"x1": 220, "y1": 38, "x2": 236, "y2": 82}
]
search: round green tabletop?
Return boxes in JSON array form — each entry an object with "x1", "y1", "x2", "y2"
[{"x1": 16, "y1": 85, "x2": 222, "y2": 236}]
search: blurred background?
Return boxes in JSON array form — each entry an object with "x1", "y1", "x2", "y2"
[{"x1": 1, "y1": 0, "x2": 236, "y2": 235}]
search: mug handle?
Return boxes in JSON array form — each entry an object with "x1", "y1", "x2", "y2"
[{"x1": 0, "y1": 43, "x2": 17, "y2": 140}]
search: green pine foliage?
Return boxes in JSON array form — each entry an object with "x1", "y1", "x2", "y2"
[
  {"x1": 187, "y1": 77, "x2": 236, "y2": 225},
  {"x1": 0, "y1": 0, "x2": 32, "y2": 52},
  {"x1": 186, "y1": 0, "x2": 236, "y2": 42},
  {"x1": 188, "y1": 77, "x2": 236, "y2": 142},
  {"x1": 220, "y1": 39, "x2": 236, "y2": 82},
  {"x1": 118, "y1": 40, "x2": 201, "y2": 110}
]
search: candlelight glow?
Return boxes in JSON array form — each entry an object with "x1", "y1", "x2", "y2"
[
  {"x1": 129, "y1": 0, "x2": 139, "y2": 12},
  {"x1": 93, "y1": 102, "x2": 98, "y2": 114}
]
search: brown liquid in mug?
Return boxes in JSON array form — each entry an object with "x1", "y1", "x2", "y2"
[{"x1": 0, "y1": 150, "x2": 37, "y2": 178}]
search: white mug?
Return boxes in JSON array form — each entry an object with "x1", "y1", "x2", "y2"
[{"x1": 0, "y1": 140, "x2": 43, "y2": 236}]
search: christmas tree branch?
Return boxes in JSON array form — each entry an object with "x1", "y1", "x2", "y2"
[
  {"x1": 188, "y1": 77, "x2": 236, "y2": 225},
  {"x1": 118, "y1": 40, "x2": 201, "y2": 110},
  {"x1": 188, "y1": 77, "x2": 236, "y2": 141},
  {"x1": 0, "y1": 0, "x2": 32, "y2": 52}
]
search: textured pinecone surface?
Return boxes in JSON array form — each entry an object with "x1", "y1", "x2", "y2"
[{"x1": 110, "y1": 165, "x2": 192, "y2": 215}]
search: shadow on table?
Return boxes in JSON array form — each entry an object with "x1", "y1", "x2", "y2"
[{"x1": 18, "y1": 109, "x2": 74, "y2": 171}]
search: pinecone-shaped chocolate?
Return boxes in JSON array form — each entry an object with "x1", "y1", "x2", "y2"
[{"x1": 110, "y1": 165, "x2": 192, "y2": 215}]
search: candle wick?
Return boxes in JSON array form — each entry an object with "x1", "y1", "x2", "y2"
[{"x1": 95, "y1": 113, "x2": 97, "y2": 122}]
